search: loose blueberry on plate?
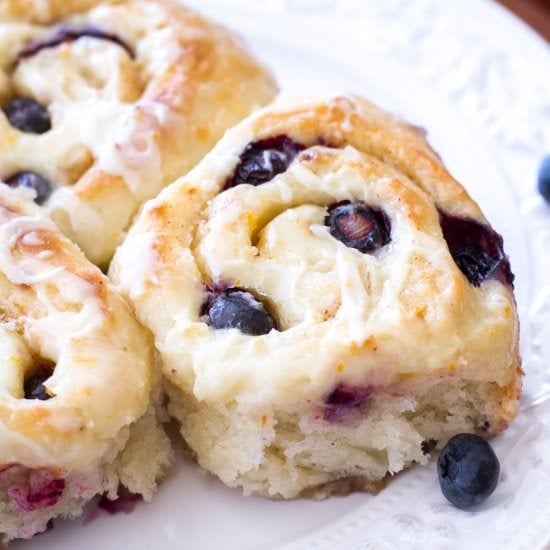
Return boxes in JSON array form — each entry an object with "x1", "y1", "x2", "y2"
[
  {"x1": 205, "y1": 288, "x2": 275, "y2": 335},
  {"x1": 325, "y1": 201, "x2": 391, "y2": 253},
  {"x1": 226, "y1": 135, "x2": 305, "y2": 188},
  {"x1": 437, "y1": 433, "x2": 500, "y2": 509},
  {"x1": 438, "y1": 210, "x2": 514, "y2": 288},
  {"x1": 3, "y1": 97, "x2": 51, "y2": 134},
  {"x1": 24, "y1": 373, "x2": 52, "y2": 401},
  {"x1": 5, "y1": 171, "x2": 53, "y2": 205},
  {"x1": 537, "y1": 155, "x2": 550, "y2": 203}
]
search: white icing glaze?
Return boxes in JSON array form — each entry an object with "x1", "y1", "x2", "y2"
[
  {"x1": 0, "y1": 185, "x2": 154, "y2": 471},
  {"x1": 0, "y1": 0, "x2": 277, "y2": 265}
]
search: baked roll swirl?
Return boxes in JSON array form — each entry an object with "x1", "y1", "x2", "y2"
[
  {"x1": 0, "y1": 0, "x2": 276, "y2": 266},
  {"x1": 111, "y1": 95, "x2": 521, "y2": 499},
  {"x1": 0, "y1": 186, "x2": 172, "y2": 541}
]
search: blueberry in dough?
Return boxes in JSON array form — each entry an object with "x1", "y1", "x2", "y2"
[
  {"x1": 227, "y1": 135, "x2": 305, "y2": 188},
  {"x1": 3, "y1": 97, "x2": 51, "y2": 134},
  {"x1": 5, "y1": 172, "x2": 53, "y2": 204},
  {"x1": 438, "y1": 211, "x2": 514, "y2": 288}
]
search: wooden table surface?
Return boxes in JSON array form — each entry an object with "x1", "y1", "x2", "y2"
[{"x1": 498, "y1": 0, "x2": 550, "y2": 40}]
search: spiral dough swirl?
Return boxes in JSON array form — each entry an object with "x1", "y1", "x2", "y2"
[{"x1": 111, "y1": 95, "x2": 521, "y2": 498}]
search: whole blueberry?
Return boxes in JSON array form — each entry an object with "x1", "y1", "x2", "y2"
[
  {"x1": 19, "y1": 26, "x2": 134, "y2": 60},
  {"x1": 3, "y1": 97, "x2": 51, "y2": 134},
  {"x1": 226, "y1": 135, "x2": 305, "y2": 188},
  {"x1": 438, "y1": 433, "x2": 500, "y2": 509},
  {"x1": 6, "y1": 171, "x2": 53, "y2": 204},
  {"x1": 325, "y1": 201, "x2": 391, "y2": 253},
  {"x1": 537, "y1": 155, "x2": 550, "y2": 203},
  {"x1": 24, "y1": 373, "x2": 52, "y2": 401},
  {"x1": 205, "y1": 288, "x2": 275, "y2": 336}
]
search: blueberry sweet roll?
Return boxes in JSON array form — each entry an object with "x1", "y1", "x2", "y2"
[
  {"x1": 0, "y1": 186, "x2": 172, "y2": 541},
  {"x1": 110, "y1": 95, "x2": 521, "y2": 499},
  {"x1": 0, "y1": 0, "x2": 276, "y2": 266}
]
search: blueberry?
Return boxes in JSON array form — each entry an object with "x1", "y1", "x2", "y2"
[
  {"x1": 3, "y1": 97, "x2": 51, "y2": 134},
  {"x1": 226, "y1": 135, "x2": 305, "y2": 188},
  {"x1": 537, "y1": 155, "x2": 550, "y2": 203},
  {"x1": 24, "y1": 373, "x2": 52, "y2": 401},
  {"x1": 421, "y1": 439, "x2": 438, "y2": 455},
  {"x1": 323, "y1": 384, "x2": 373, "y2": 421},
  {"x1": 6, "y1": 171, "x2": 53, "y2": 204},
  {"x1": 325, "y1": 201, "x2": 391, "y2": 253},
  {"x1": 205, "y1": 288, "x2": 276, "y2": 335},
  {"x1": 439, "y1": 210, "x2": 514, "y2": 288},
  {"x1": 450, "y1": 246, "x2": 499, "y2": 287},
  {"x1": 437, "y1": 433, "x2": 500, "y2": 509},
  {"x1": 19, "y1": 26, "x2": 134, "y2": 61}
]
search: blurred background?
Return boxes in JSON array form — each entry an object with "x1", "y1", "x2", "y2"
[{"x1": 499, "y1": 0, "x2": 550, "y2": 39}]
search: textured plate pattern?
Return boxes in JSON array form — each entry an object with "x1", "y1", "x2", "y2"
[{"x1": 13, "y1": 1, "x2": 550, "y2": 549}]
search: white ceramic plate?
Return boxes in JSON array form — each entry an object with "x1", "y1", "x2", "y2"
[{"x1": 14, "y1": 1, "x2": 550, "y2": 549}]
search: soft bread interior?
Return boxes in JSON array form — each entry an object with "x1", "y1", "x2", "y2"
[{"x1": 167, "y1": 377, "x2": 516, "y2": 499}]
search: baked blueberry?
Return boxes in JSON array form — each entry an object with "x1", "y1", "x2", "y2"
[
  {"x1": 450, "y1": 246, "x2": 499, "y2": 287},
  {"x1": 537, "y1": 155, "x2": 550, "y2": 203},
  {"x1": 226, "y1": 135, "x2": 305, "y2": 188},
  {"x1": 438, "y1": 433, "x2": 500, "y2": 509},
  {"x1": 10, "y1": 476, "x2": 65, "y2": 512},
  {"x1": 3, "y1": 97, "x2": 51, "y2": 134},
  {"x1": 6, "y1": 171, "x2": 53, "y2": 204},
  {"x1": 439, "y1": 210, "x2": 514, "y2": 288},
  {"x1": 325, "y1": 201, "x2": 391, "y2": 253},
  {"x1": 205, "y1": 288, "x2": 275, "y2": 335},
  {"x1": 24, "y1": 373, "x2": 52, "y2": 401},
  {"x1": 324, "y1": 384, "x2": 373, "y2": 421},
  {"x1": 19, "y1": 26, "x2": 133, "y2": 61}
]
